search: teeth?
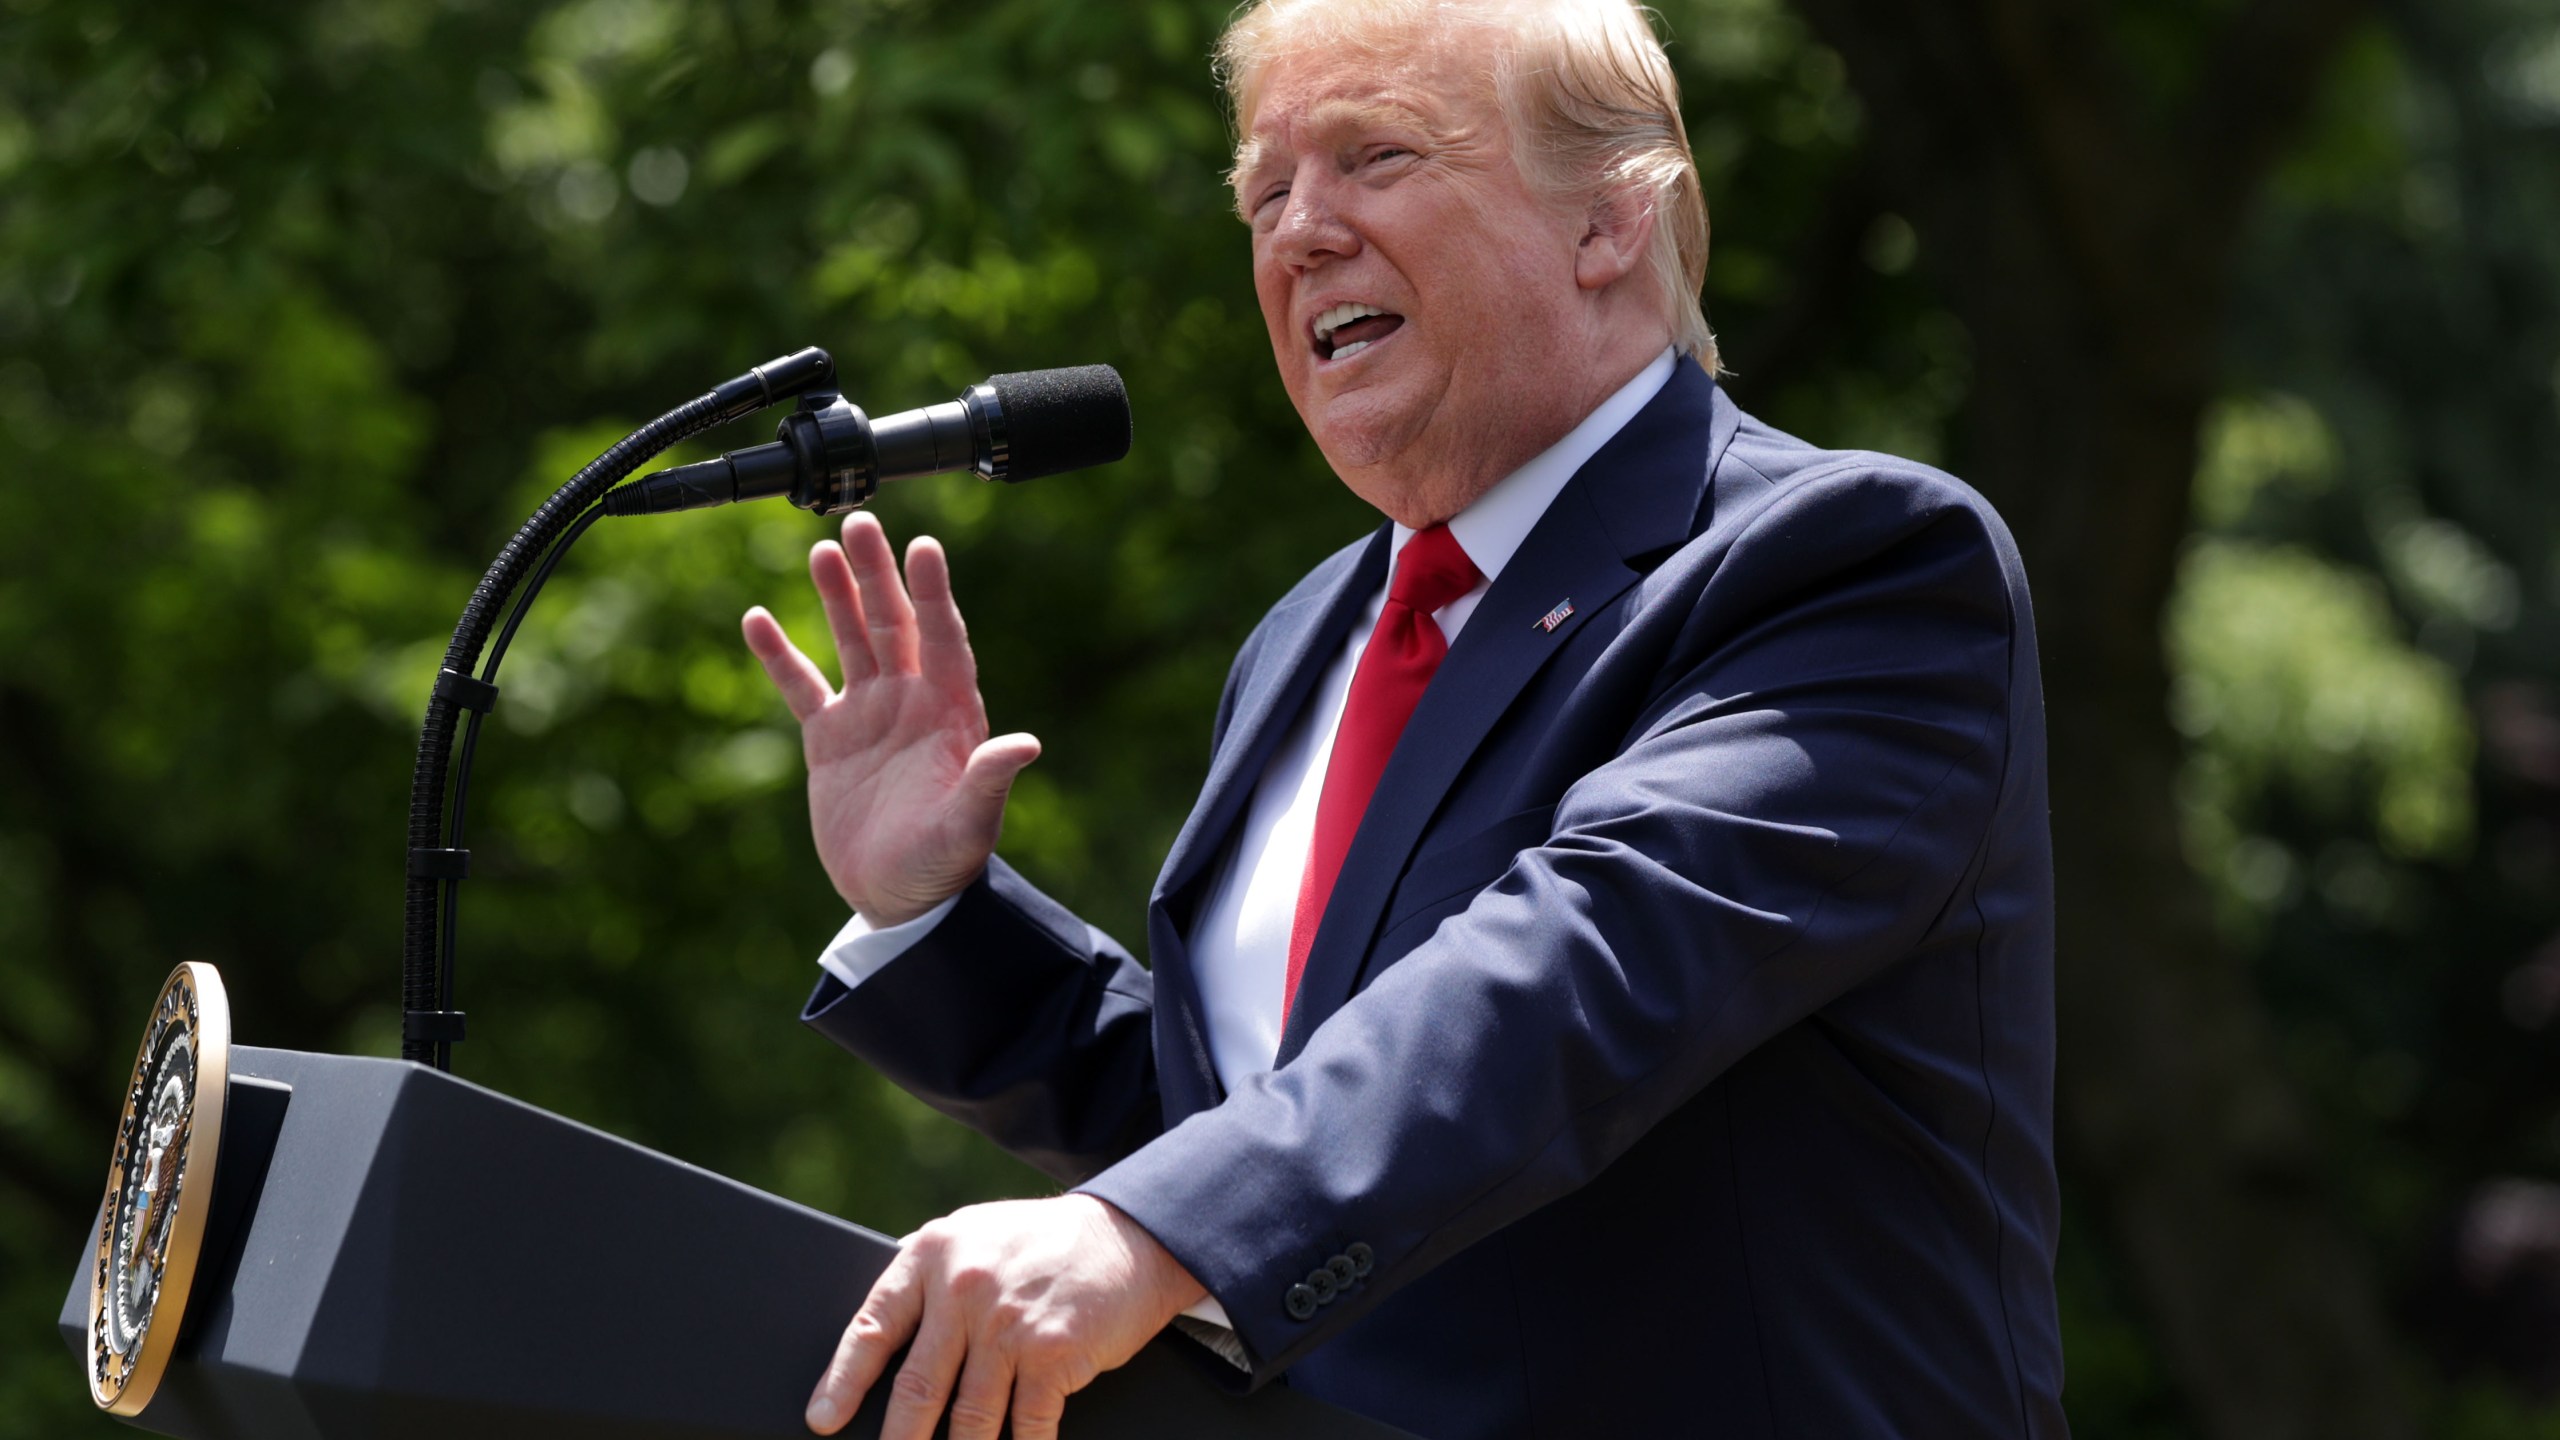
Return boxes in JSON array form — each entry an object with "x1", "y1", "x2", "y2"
[
  {"x1": 1331, "y1": 340, "x2": 1371, "y2": 361},
  {"x1": 1314, "y1": 301, "x2": 1385, "y2": 342}
]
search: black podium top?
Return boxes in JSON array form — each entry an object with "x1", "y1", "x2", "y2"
[{"x1": 61, "y1": 1047, "x2": 1416, "y2": 1440}]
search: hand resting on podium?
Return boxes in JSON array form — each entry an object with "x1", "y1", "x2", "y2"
[{"x1": 800, "y1": 1194, "x2": 1207, "y2": 1440}]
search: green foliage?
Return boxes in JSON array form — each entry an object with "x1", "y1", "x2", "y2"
[
  {"x1": 2199, "y1": 2, "x2": 2560, "y2": 1429},
  {"x1": 2173, "y1": 393, "x2": 2480, "y2": 936},
  {"x1": 2444, "y1": 1379, "x2": 2560, "y2": 1440}
]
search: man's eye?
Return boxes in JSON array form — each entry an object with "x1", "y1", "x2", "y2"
[
  {"x1": 1254, "y1": 186, "x2": 1289, "y2": 214},
  {"x1": 1368, "y1": 147, "x2": 1411, "y2": 165}
]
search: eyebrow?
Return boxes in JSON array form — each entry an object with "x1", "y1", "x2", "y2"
[{"x1": 1232, "y1": 96, "x2": 1441, "y2": 190}]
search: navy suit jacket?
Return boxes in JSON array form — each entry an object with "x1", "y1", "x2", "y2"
[{"x1": 804, "y1": 359, "x2": 2068, "y2": 1439}]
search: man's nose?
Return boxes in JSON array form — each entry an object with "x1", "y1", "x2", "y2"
[{"x1": 1269, "y1": 174, "x2": 1359, "y2": 270}]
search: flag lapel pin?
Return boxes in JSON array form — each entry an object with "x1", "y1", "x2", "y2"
[{"x1": 1535, "y1": 599, "x2": 1575, "y2": 634}]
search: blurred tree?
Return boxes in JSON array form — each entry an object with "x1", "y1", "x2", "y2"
[
  {"x1": 1763, "y1": 0, "x2": 2560, "y2": 1436},
  {"x1": 1, "y1": 0, "x2": 2555, "y2": 1437},
  {"x1": 1777, "y1": 2, "x2": 2415, "y2": 1436},
  {"x1": 2207, "y1": 0, "x2": 2560, "y2": 1430}
]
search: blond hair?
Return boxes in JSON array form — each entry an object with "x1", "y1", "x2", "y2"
[{"x1": 1216, "y1": 0, "x2": 1717, "y2": 369}]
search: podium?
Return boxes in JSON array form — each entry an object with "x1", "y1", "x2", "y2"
[{"x1": 60, "y1": 1046, "x2": 1412, "y2": 1439}]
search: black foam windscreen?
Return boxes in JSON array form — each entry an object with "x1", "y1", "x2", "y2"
[{"x1": 986, "y1": 365, "x2": 1131, "y2": 481}]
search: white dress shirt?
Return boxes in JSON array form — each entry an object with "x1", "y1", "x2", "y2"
[{"x1": 812, "y1": 348, "x2": 1676, "y2": 1333}]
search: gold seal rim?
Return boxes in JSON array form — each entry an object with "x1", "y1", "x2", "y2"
[{"x1": 88, "y1": 961, "x2": 230, "y2": 1416}]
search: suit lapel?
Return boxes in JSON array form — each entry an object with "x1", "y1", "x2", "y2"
[
  {"x1": 1154, "y1": 530, "x2": 1390, "y2": 911},
  {"x1": 1274, "y1": 360, "x2": 1735, "y2": 1062},
  {"x1": 1143, "y1": 530, "x2": 1389, "y2": 1109}
]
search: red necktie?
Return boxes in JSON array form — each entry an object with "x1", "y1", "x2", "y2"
[{"x1": 1284, "y1": 523, "x2": 1482, "y2": 1020}]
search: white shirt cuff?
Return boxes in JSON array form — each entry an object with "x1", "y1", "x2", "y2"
[
  {"x1": 814, "y1": 893, "x2": 964, "y2": 990},
  {"x1": 1170, "y1": 1310, "x2": 1249, "y2": 1371},
  {"x1": 1179, "y1": 1294, "x2": 1232, "y2": 1328}
]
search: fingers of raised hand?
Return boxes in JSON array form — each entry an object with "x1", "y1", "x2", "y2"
[
  {"x1": 809, "y1": 539, "x2": 876, "y2": 685},
  {"x1": 805, "y1": 1250, "x2": 923, "y2": 1435},
  {"x1": 840, "y1": 511, "x2": 920, "y2": 676},
  {"x1": 742, "y1": 607, "x2": 832, "y2": 724},
  {"x1": 901, "y1": 536, "x2": 974, "y2": 682},
  {"x1": 953, "y1": 733, "x2": 1042, "y2": 838}
]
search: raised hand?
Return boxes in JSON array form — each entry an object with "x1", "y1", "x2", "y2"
[{"x1": 742, "y1": 511, "x2": 1041, "y2": 926}]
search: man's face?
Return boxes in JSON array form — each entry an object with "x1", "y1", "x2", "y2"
[{"x1": 1236, "y1": 32, "x2": 1596, "y2": 523}]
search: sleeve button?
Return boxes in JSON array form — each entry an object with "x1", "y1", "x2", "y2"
[
  {"x1": 1346, "y1": 1242, "x2": 1375, "y2": 1277},
  {"x1": 1326, "y1": 1255, "x2": 1359, "y2": 1287},
  {"x1": 1285, "y1": 1283, "x2": 1319, "y2": 1320},
  {"x1": 1307, "y1": 1268, "x2": 1340, "y2": 1304}
]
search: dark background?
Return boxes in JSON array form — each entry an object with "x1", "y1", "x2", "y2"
[{"x1": 5, "y1": 0, "x2": 2557, "y2": 1435}]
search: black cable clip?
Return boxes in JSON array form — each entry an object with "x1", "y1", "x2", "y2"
[
  {"x1": 408, "y1": 847, "x2": 471, "y2": 881},
  {"x1": 433, "y1": 667, "x2": 500, "y2": 715},
  {"x1": 403, "y1": 1010, "x2": 468, "y2": 1044}
]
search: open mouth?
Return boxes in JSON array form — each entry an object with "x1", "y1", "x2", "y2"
[{"x1": 1312, "y1": 301, "x2": 1406, "y2": 363}]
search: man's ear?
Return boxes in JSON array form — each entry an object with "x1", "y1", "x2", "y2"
[{"x1": 1575, "y1": 183, "x2": 1658, "y2": 292}]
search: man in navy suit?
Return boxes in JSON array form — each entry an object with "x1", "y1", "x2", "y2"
[{"x1": 744, "y1": 2, "x2": 2066, "y2": 1437}]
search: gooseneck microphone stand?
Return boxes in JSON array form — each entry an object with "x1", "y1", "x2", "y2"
[
  {"x1": 399, "y1": 347, "x2": 837, "y2": 1070},
  {"x1": 397, "y1": 352, "x2": 1132, "y2": 1071}
]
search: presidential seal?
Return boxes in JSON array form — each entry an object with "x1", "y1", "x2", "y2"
[{"x1": 88, "y1": 962, "x2": 230, "y2": 1416}]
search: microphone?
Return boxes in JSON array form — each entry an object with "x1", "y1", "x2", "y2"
[{"x1": 605, "y1": 365, "x2": 1130, "y2": 517}]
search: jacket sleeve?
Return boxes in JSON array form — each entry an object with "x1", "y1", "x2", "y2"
[
  {"x1": 1079, "y1": 466, "x2": 2026, "y2": 1380},
  {"x1": 800, "y1": 858, "x2": 1161, "y2": 1186}
]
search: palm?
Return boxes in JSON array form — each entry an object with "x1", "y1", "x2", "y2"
[
  {"x1": 742, "y1": 513, "x2": 1039, "y2": 925},
  {"x1": 801, "y1": 663, "x2": 992, "y2": 919}
]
